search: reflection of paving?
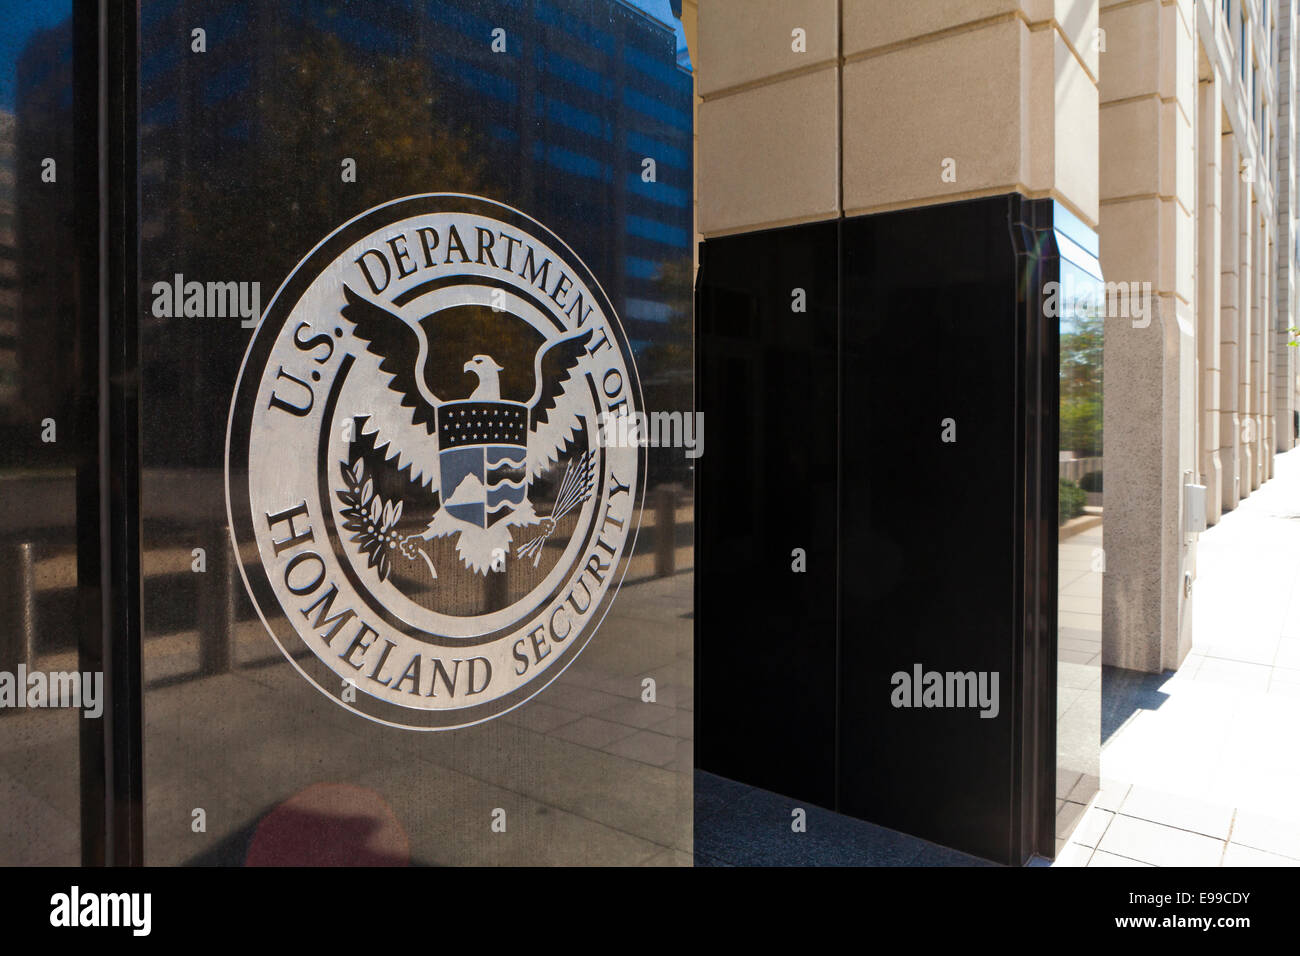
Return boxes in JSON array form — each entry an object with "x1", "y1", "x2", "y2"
[
  {"x1": 1058, "y1": 523, "x2": 1103, "y2": 656},
  {"x1": 1055, "y1": 523, "x2": 1103, "y2": 853},
  {"x1": 152, "y1": 568, "x2": 693, "y2": 866},
  {"x1": 695, "y1": 772, "x2": 996, "y2": 867},
  {"x1": 0, "y1": 707, "x2": 82, "y2": 866},
  {"x1": 1055, "y1": 449, "x2": 1300, "y2": 867},
  {"x1": 0, "y1": 567, "x2": 694, "y2": 866}
]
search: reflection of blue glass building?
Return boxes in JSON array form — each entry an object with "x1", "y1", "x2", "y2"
[
  {"x1": 7, "y1": 15, "x2": 74, "y2": 435},
  {"x1": 0, "y1": 109, "x2": 15, "y2": 413},
  {"x1": 138, "y1": 0, "x2": 693, "y2": 348}
]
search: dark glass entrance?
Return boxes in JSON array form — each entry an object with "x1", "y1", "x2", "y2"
[
  {"x1": 696, "y1": 195, "x2": 1095, "y2": 865},
  {"x1": 1, "y1": 0, "x2": 696, "y2": 867}
]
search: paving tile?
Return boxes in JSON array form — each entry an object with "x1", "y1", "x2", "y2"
[
  {"x1": 1275, "y1": 640, "x2": 1300, "y2": 670},
  {"x1": 1229, "y1": 809, "x2": 1300, "y2": 860},
  {"x1": 1088, "y1": 850, "x2": 1154, "y2": 867},
  {"x1": 1052, "y1": 842, "x2": 1094, "y2": 867},
  {"x1": 1194, "y1": 658, "x2": 1271, "y2": 691},
  {"x1": 549, "y1": 716, "x2": 640, "y2": 750},
  {"x1": 1266, "y1": 681, "x2": 1300, "y2": 700},
  {"x1": 1097, "y1": 815, "x2": 1225, "y2": 867},
  {"x1": 1057, "y1": 768, "x2": 1082, "y2": 797},
  {"x1": 1269, "y1": 666, "x2": 1300, "y2": 687},
  {"x1": 1177, "y1": 653, "x2": 1206, "y2": 678},
  {"x1": 1117, "y1": 786, "x2": 1234, "y2": 839},
  {"x1": 1071, "y1": 807, "x2": 1115, "y2": 848},
  {"x1": 595, "y1": 698, "x2": 679, "y2": 731},
  {"x1": 1056, "y1": 799, "x2": 1087, "y2": 839},
  {"x1": 0, "y1": 769, "x2": 80, "y2": 866},
  {"x1": 501, "y1": 701, "x2": 582, "y2": 734},
  {"x1": 539, "y1": 684, "x2": 628, "y2": 717},
  {"x1": 590, "y1": 674, "x2": 650, "y2": 700},
  {"x1": 638, "y1": 848, "x2": 693, "y2": 866},
  {"x1": 1092, "y1": 779, "x2": 1131, "y2": 812},
  {"x1": 666, "y1": 737, "x2": 693, "y2": 773},
  {"x1": 601, "y1": 730, "x2": 677, "y2": 767},
  {"x1": 1064, "y1": 773, "x2": 1099, "y2": 804},
  {"x1": 1222, "y1": 843, "x2": 1300, "y2": 867}
]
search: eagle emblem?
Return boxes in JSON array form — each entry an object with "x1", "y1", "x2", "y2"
[
  {"x1": 227, "y1": 194, "x2": 643, "y2": 729},
  {"x1": 335, "y1": 285, "x2": 595, "y2": 581}
]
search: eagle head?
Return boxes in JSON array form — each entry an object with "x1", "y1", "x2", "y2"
[
  {"x1": 463, "y1": 354, "x2": 503, "y2": 375},
  {"x1": 464, "y1": 354, "x2": 504, "y2": 400}
]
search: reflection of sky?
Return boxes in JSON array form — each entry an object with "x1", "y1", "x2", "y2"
[
  {"x1": 1059, "y1": 259, "x2": 1104, "y2": 336},
  {"x1": 0, "y1": 0, "x2": 70, "y2": 109},
  {"x1": 624, "y1": 0, "x2": 691, "y2": 68},
  {"x1": 0, "y1": 1, "x2": 688, "y2": 112},
  {"x1": 1053, "y1": 201, "x2": 1103, "y2": 337}
]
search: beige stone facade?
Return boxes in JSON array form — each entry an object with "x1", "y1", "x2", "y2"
[
  {"x1": 684, "y1": 0, "x2": 1300, "y2": 677},
  {"x1": 689, "y1": 1, "x2": 1099, "y2": 235},
  {"x1": 1101, "y1": 0, "x2": 1299, "y2": 672}
]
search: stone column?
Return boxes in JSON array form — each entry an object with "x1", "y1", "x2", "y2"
[
  {"x1": 1238, "y1": 189, "x2": 1253, "y2": 504},
  {"x1": 1261, "y1": 229, "x2": 1274, "y2": 482},
  {"x1": 1249, "y1": 207, "x2": 1263, "y2": 492},
  {"x1": 1198, "y1": 68, "x2": 1223, "y2": 525},
  {"x1": 1099, "y1": 0, "x2": 1196, "y2": 672},
  {"x1": 1280, "y1": 0, "x2": 1298, "y2": 454},
  {"x1": 1220, "y1": 130, "x2": 1241, "y2": 512}
]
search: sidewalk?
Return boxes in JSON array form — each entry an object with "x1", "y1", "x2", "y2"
[{"x1": 1055, "y1": 448, "x2": 1300, "y2": 866}]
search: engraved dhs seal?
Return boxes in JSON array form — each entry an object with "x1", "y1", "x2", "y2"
[{"x1": 226, "y1": 195, "x2": 645, "y2": 729}]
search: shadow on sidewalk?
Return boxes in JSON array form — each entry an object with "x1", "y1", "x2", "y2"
[{"x1": 1101, "y1": 665, "x2": 1173, "y2": 745}]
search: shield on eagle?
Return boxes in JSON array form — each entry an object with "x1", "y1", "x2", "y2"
[{"x1": 437, "y1": 399, "x2": 529, "y2": 528}]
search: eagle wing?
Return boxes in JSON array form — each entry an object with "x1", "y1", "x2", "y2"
[
  {"x1": 340, "y1": 284, "x2": 443, "y2": 490},
  {"x1": 525, "y1": 328, "x2": 593, "y2": 479},
  {"x1": 341, "y1": 284, "x2": 441, "y2": 431}
]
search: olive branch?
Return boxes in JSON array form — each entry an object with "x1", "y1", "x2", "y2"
[{"x1": 336, "y1": 457, "x2": 436, "y2": 581}]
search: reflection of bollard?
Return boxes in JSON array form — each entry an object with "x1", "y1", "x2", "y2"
[
  {"x1": 0, "y1": 542, "x2": 37, "y2": 699},
  {"x1": 485, "y1": 558, "x2": 509, "y2": 613},
  {"x1": 655, "y1": 487, "x2": 676, "y2": 578},
  {"x1": 199, "y1": 537, "x2": 235, "y2": 674}
]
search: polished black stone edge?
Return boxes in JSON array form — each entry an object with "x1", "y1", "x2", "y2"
[
  {"x1": 694, "y1": 194, "x2": 1062, "y2": 866},
  {"x1": 1008, "y1": 195, "x2": 1061, "y2": 864},
  {"x1": 73, "y1": 0, "x2": 146, "y2": 867}
]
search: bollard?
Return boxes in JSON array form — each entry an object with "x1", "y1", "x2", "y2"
[
  {"x1": 198, "y1": 536, "x2": 235, "y2": 674},
  {"x1": 485, "y1": 558, "x2": 509, "y2": 613},
  {"x1": 655, "y1": 486, "x2": 676, "y2": 578},
  {"x1": 0, "y1": 542, "x2": 37, "y2": 713}
]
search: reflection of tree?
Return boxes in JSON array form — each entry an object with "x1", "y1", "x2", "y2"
[
  {"x1": 641, "y1": 258, "x2": 692, "y2": 388},
  {"x1": 4, "y1": 18, "x2": 76, "y2": 464},
  {"x1": 142, "y1": 20, "x2": 496, "y2": 467},
  {"x1": 639, "y1": 258, "x2": 694, "y2": 485},
  {"x1": 1060, "y1": 309, "x2": 1102, "y2": 457}
]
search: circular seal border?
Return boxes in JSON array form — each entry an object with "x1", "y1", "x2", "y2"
[{"x1": 225, "y1": 194, "x2": 647, "y2": 731}]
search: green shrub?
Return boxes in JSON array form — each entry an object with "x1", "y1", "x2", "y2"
[
  {"x1": 1059, "y1": 478, "x2": 1086, "y2": 524},
  {"x1": 1078, "y1": 470, "x2": 1103, "y2": 493}
]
